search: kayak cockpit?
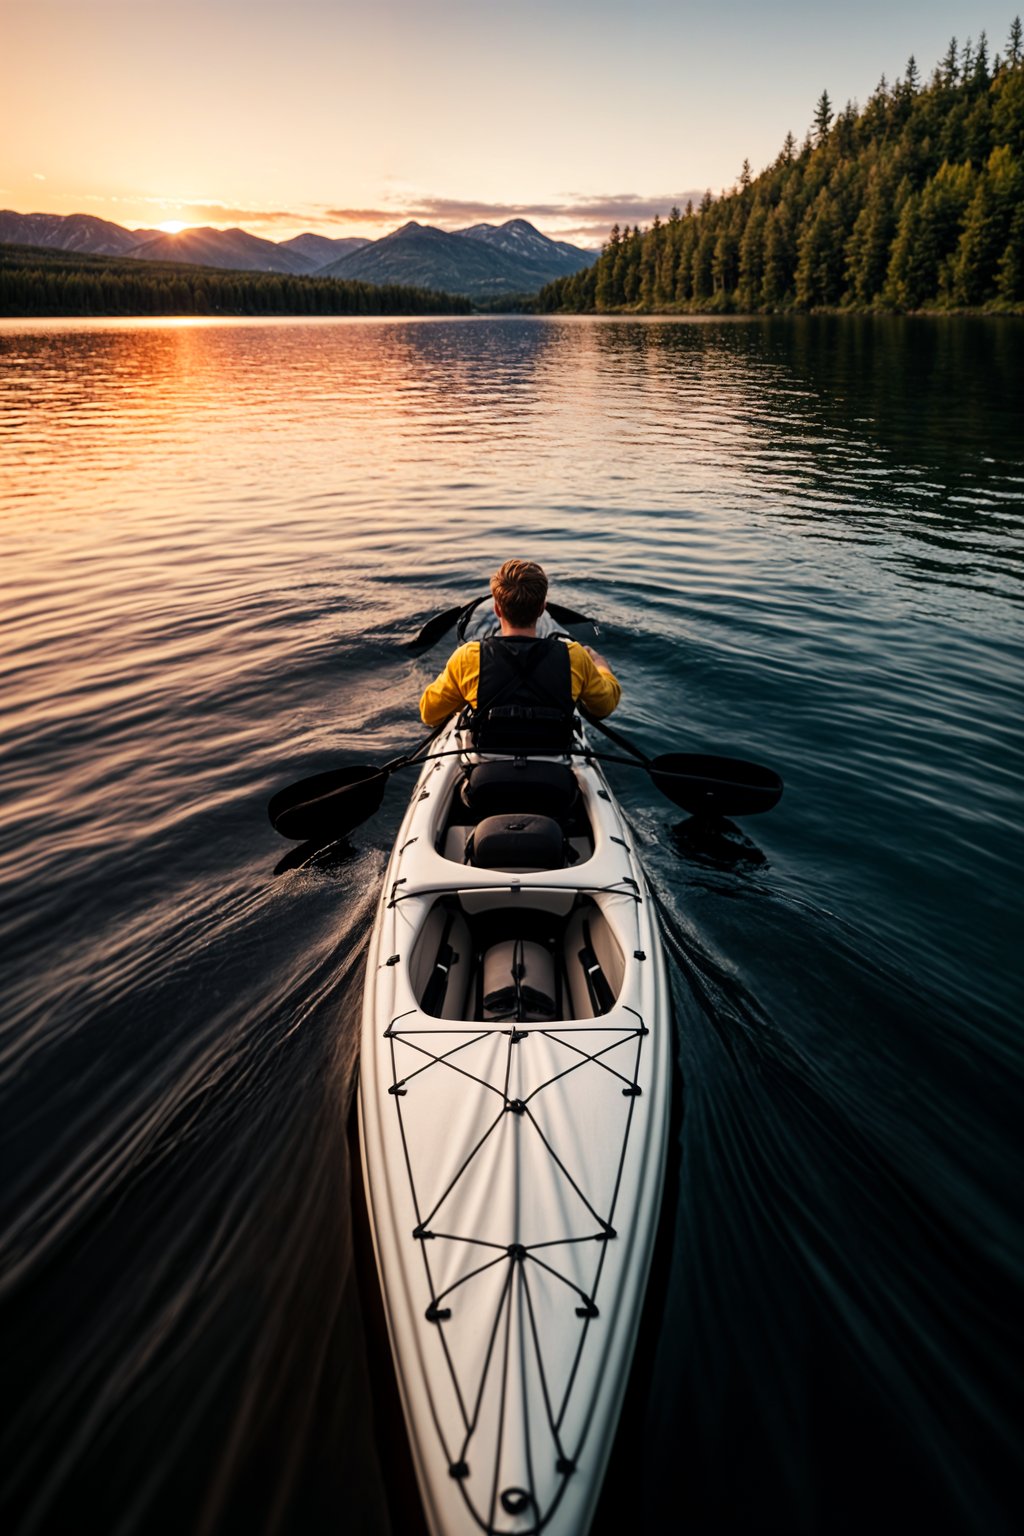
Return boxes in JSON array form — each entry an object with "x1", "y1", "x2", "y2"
[
  {"x1": 409, "y1": 895, "x2": 626, "y2": 1023},
  {"x1": 436, "y1": 753, "x2": 596, "y2": 870}
]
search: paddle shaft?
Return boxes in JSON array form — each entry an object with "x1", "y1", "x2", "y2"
[
  {"x1": 410, "y1": 597, "x2": 598, "y2": 650},
  {"x1": 579, "y1": 710, "x2": 651, "y2": 765}
]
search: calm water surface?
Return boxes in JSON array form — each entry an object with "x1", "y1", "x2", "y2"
[{"x1": 1, "y1": 316, "x2": 1021, "y2": 1534}]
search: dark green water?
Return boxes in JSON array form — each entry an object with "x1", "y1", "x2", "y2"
[{"x1": 0, "y1": 315, "x2": 1021, "y2": 1533}]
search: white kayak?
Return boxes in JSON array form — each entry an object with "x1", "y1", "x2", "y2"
[{"x1": 357, "y1": 691, "x2": 672, "y2": 1536}]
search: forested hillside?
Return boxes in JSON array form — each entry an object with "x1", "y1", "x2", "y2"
[
  {"x1": 539, "y1": 20, "x2": 1024, "y2": 314},
  {"x1": 0, "y1": 244, "x2": 471, "y2": 317}
]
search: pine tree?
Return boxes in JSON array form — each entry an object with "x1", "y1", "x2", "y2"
[
  {"x1": 595, "y1": 226, "x2": 621, "y2": 309},
  {"x1": 1009, "y1": 17, "x2": 1022, "y2": 66},
  {"x1": 941, "y1": 38, "x2": 960, "y2": 85},
  {"x1": 762, "y1": 202, "x2": 796, "y2": 305},
  {"x1": 691, "y1": 223, "x2": 715, "y2": 300},
  {"x1": 674, "y1": 213, "x2": 697, "y2": 301},
  {"x1": 975, "y1": 32, "x2": 990, "y2": 85},
  {"x1": 996, "y1": 199, "x2": 1024, "y2": 298},
  {"x1": 640, "y1": 215, "x2": 662, "y2": 306},
  {"x1": 952, "y1": 144, "x2": 1022, "y2": 302},
  {"x1": 795, "y1": 190, "x2": 844, "y2": 305},
  {"x1": 738, "y1": 204, "x2": 768, "y2": 306},
  {"x1": 712, "y1": 212, "x2": 740, "y2": 299},
  {"x1": 814, "y1": 90, "x2": 834, "y2": 143},
  {"x1": 845, "y1": 176, "x2": 896, "y2": 302}
]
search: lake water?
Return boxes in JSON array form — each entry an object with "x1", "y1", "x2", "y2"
[{"x1": 1, "y1": 315, "x2": 1021, "y2": 1534}]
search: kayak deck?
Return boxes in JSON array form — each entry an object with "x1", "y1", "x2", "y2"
[{"x1": 358, "y1": 720, "x2": 671, "y2": 1536}]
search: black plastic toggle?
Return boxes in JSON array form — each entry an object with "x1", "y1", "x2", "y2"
[
  {"x1": 425, "y1": 1303, "x2": 451, "y2": 1323},
  {"x1": 449, "y1": 1461, "x2": 469, "y2": 1480},
  {"x1": 575, "y1": 1299, "x2": 599, "y2": 1318},
  {"x1": 556, "y1": 1456, "x2": 576, "y2": 1475},
  {"x1": 633, "y1": 949, "x2": 646, "y2": 960},
  {"x1": 413, "y1": 1226, "x2": 435, "y2": 1240},
  {"x1": 622, "y1": 1084, "x2": 642, "y2": 1096},
  {"x1": 386, "y1": 954, "x2": 400, "y2": 966},
  {"x1": 388, "y1": 1083, "x2": 407, "y2": 1096},
  {"x1": 500, "y1": 1488, "x2": 533, "y2": 1515},
  {"x1": 507, "y1": 1099, "x2": 527, "y2": 1115},
  {"x1": 507, "y1": 1243, "x2": 527, "y2": 1260}
]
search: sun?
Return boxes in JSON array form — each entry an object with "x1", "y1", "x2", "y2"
[{"x1": 157, "y1": 220, "x2": 188, "y2": 234}]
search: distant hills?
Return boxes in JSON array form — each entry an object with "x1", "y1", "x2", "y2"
[
  {"x1": 0, "y1": 210, "x2": 595, "y2": 296},
  {"x1": 0, "y1": 211, "x2": 153, "y2": 258},
  {"x1": 319, "y1": 218, "x2": 596, "y2": 295},
  {"x1": 0, "y1": 239, "x2": 473, "y2": 318}
]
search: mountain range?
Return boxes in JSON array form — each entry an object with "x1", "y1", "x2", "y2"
[{"x1": 0, "y1": 210, "x2": 595, "y2": 296}]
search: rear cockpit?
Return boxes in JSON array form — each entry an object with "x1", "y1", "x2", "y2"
[{"x1": 409, "y1": 896, "x2": 626, "y2": 1023}]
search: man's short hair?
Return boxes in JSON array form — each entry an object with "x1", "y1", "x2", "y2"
[{"x1": 490, "y1": 559, "x2": 548, "y2": 627}]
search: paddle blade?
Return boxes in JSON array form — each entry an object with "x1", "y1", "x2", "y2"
[
  {"x1": 649, "y1": 754, "x2": 783, "y2": 818},
  {"x1": 546, "y1": 600, "x2": 598, "y2": 632},
  {"x1": 407, "y1": 603, "x2": 468, "y2": 652},
  {"x1": 269, "y1": 765, "x2": 388, "y2": 840}
]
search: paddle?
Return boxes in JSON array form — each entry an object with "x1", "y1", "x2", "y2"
[
  {"x1": 581, "y1": 710, "x2": 783, "y2": 819},
  {"x1": 269, "y1": 721, "x2": 782, "y2": 841},
  {"x1": 408, "y1": 597, "x2": 598, "y2": 650},
  {"x1": 268, "y1": 720, "x2": 451, "y2": 841},
  {"x1": 407, "y1": 600, "x2": 476, "y2": 652}
]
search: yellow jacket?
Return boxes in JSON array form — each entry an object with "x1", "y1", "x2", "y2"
[{"x1": 420, "y1": 639, "x2": 621, "y2": 726}]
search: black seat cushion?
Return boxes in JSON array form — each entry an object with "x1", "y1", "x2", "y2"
[
  {"x1": 461, "y1": 759, "x2": 578, "y2": 818},
  {"x1": 469, "y1": 814, "x2": 565, "y2": 871}
]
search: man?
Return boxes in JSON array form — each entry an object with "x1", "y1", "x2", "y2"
[{"x1": 419, "y1": 559, "x2": 620, "y2": 735}]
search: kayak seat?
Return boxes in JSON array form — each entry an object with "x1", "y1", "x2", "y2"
[
  {"x1": 461, "y1": 759, "x2": 578, "y2": 819},
  {"x1": 467, "y1": 814, "x2": 566, "y2": 872}
]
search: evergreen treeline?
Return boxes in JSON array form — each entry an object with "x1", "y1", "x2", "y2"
[
  {"x1": 539, "y1": 20, "x2": 1024, "y2": 315},
  {"x1": 0, "y1": 244, "x2": 471, "y2": 318}
]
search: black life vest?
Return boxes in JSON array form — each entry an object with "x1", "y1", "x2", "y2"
[{"x1": 470, "y1": 636, "x2": 575, "y2": 753}]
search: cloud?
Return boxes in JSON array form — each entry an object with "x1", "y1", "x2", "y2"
[
  {"x1": 323, "y1": 207, "x2": 399, "y2": 224},
  {"x1": 33, "y1": 172, "x2": 46, "y2": 181},
  {"x1": 183, "y1": 204, "x2": 309, "y2": 225},
  {"x1": 138, "y1": 197, "x2": 314, "y2": 225}
]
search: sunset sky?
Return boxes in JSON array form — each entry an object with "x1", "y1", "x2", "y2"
[{"x1": 3, "y1": 1, "x2": 1015, "y2": 245}]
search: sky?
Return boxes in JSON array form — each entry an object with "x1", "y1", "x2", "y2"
[{"x1": 2, "y1": 1, "x2": 1017, "y2": 246}]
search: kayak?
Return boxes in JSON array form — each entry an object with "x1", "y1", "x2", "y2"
[{"x1": 357, "y1": 706, "x2": 672, "y2": 1536}]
